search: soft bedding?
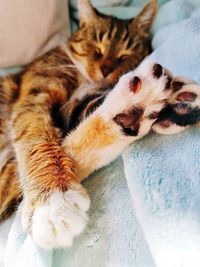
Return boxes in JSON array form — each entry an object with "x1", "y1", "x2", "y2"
[
  {"x1": 0, "y1": 1, "x2": 199, "y2": 267},
  {"x1": 123, "y1": 1, "x2": 200, "y2": 266}
]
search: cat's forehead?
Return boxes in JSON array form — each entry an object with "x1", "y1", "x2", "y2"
[
  {"x1": 76, "y1": 0, "x2": 157, "y2": 47},
  {"x1": 85, "y1": 16, "x2": 132, "y2": 37},
  {"x1": 85, "y1": 19, "x2": 134, "y2": 54}
]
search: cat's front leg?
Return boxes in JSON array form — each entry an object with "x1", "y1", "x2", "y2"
[
  {"x1": 63, "y1": 59, "x2": 174, "y2": 181},
  {"x1": 11, "y1": 90, "x2": 90, "y2": 249}
]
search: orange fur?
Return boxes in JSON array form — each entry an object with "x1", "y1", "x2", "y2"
[
  {"x1": 0, "y1": 0, "x2": 158, "y2": 227},
  {"x1": 64, "y1": 115, "x2": 118, "y2": 180}
]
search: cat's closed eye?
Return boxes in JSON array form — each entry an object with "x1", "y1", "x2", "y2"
[{"x1": 118, "y1": 54, "x2": 130, "y2": 63}]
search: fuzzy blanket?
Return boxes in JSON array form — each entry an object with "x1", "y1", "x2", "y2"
[
  {"x1": 0, "y1": 1, "x2": 200, "y2": 267},
  {"x1": 123, "y1": 1, "x2": 200, "y2": 266}
]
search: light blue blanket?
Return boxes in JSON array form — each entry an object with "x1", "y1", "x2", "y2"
[
  {"x1": 123, "y1": 1, "x2": 200, "y2": 266},
  {"x1": 1, "y1": 1, "x2": 200, "y2": 267}
]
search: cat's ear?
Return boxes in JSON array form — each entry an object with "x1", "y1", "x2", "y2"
[
  {"x1": 78, "y1": 0, "x2": 97, "y2": 24},
  {"x1": 132, "y1": 0, "x2": 158, "y2": 34}
]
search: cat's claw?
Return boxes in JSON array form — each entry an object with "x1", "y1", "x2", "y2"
[{"x1": 22, "y1": 184, "x2": 90, "y2": 249}]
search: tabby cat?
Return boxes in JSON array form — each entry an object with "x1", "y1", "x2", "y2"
[
  {"x1": 0, "y1": 0, "x2": 161, "y2": 249},
  {"x1": 1, "y1": 0, "x2": 200, "y2": 249}
]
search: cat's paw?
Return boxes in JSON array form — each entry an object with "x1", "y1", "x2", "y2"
[
  {"x1": 153, "y1": 77, "x2": 200, "y2": 135},
  {"x1": 97, "y1": 59, "x2": 174, "y2": 138},
  {"x1": 22, "y1": 184, "x2": 90, "y2": 249}
]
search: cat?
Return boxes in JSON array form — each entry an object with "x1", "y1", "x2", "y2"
[
  {"x1": 7, "y1": 59, "x2": 178, "y2": 249},
  {"x1": 22, "y1": 60, "x2": 200, "y2": 249},
  {"x1": 0, "y1": 0, "x2": 199, "y2": 250},
  {"x1": 1, "y1": 43, "x2": 200, "y2": 250},
  {"x1": 0, "y1": 0, "x2": 158, "y2": 229}
]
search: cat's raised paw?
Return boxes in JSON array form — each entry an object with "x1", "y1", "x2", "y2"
[
  {"x1": 98, "y1": 59, "x2": 174, "y2": 138},
  {"x1": 23, "y1": 184, "x2": 90, "y2": 249}
]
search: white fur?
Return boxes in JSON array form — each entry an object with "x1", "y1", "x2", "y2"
[
  {"x1": 174, "y1": 76, "x2": 197, "y2": 85},
  {"x1": 31, "y1": 186, "x2": 90, "y2": 249},
  {"x1": 98, "y1": 58, "x2": 171, "y2": 136},
  {"x1": 152, "y1": 123, "x2": 189, "y2": 135},
  {"x1": 100, "y1": 60, "x2": 169, "y2": 114},
  {"x1": 70, "y1": 82, "x2": 105, "y2": 101},
  {"x1": 61, "y1": 44, "x2": 93, "y2": 83},
  {"x1": 94, "y1": 59, "x2": 171, "y2": 167}
]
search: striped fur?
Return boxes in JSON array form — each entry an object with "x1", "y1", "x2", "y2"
[{"x1": 0, "y1": 0, "x2": 158, "y2": 245}]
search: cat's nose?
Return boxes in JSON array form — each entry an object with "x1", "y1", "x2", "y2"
[{"x1": 100, "y1": 65, "x2": 113, "y2": 78}]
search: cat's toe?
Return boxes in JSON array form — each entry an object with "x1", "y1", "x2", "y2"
[
  {"x1": 152, "y1": 119, "x2": 189, "y2": 135},
  {"x1": 29, "y1": 185, "x2": 90, "y2": 249},
  {"x1": 153, "y1": 82, "x2": 200, "y2": 135}
]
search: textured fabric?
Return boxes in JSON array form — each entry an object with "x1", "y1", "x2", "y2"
[
  {"x1": 0, "y1": 160, "x2": 155, "y2": 267},
  {"x1": 0, "y1": 0, "x2": 70, "y2": 68},
  {"x1": 123, "y1": 1, "x2": 200, "y2": 266},
  {"x1": 1, "y1": 1, "x2": 200, "y2": 267}
]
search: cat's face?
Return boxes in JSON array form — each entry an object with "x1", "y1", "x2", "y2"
[{"x1": 67, "y1": 0, "x2": 158, "y2": 86}]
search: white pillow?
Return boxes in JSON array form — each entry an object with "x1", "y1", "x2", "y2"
[{"x1": 0, "y1": 0, "x2": 70, "y2": 67}]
